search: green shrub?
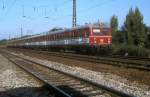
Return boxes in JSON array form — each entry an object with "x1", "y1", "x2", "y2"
[{"x1": 112, "y1": 44, "x2": 150, "y2": 57}]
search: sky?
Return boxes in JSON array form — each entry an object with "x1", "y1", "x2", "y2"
[{"x1": 0, "y1": 0, "x2": 150, "y2": 40}]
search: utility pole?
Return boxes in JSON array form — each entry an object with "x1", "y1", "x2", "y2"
[
  {"x1": 72, "y1": 0, "x2": 76, "y2": 27},
  {"x1": 9, "y1": 34, "x2": 11, "y2": 40},
  {"x1": 21, "y1": 25, "x2": 23, "y2": 38}
]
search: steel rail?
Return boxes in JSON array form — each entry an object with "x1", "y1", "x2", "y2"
[
  {"x1": 1, "y1": 50, "x2": 135, "y2": 97},
  {"x1": 7, "y1": 48, "x2": 150, "y2": 70},
  {"x1": 2, "y1": 53, "x2": 72, "y2": 97},
  {"x1": 29, "y1": 50, "x2": 150, "y2": 71}
]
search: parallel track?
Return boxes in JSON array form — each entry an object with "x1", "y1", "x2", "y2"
[
  {"x1": 23, "y1": 49, "x2": 150, "y2": 71},
  {"x1": 106, "y1": 55, "x2": 150, "y2": 63},
  {"x1": 1, "y1": 51, "x2": 134, "y2": 97}
]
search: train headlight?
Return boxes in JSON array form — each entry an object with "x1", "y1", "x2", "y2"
[
  {"x1": 100, "y1": 39, "x2": 104, "y2": 43},
  {"x1": 108, "y1": 38, "x2": 111, "y2": 43},
  {"x1": 94, "y1": 38, "x2": 97, "y2": 43}
]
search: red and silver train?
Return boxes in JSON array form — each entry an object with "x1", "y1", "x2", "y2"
[{"x1": 8, "y1": 23, "x2": 112, "y2": 53}]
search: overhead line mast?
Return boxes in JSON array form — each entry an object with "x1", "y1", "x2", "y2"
[
  {"x1": 21, "y1": 25, "x2": 23, "y2": 38},
  {"x1": 72, "y1": 0, "x2": 76, "y2": 27}
]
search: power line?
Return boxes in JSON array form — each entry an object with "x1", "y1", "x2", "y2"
[
  {"x1": 78, "y1": 0, "x2": 117, "y2": 14},
  {"x1": 21, "y1": 25, "x2": 23, "y2": 37},
  {"x1": 0, "y1": 0, "x2": 118, "y2": 28},
  {"x1": 21, "y1": 0, "x2": 71, "y2": 20},
  {"x1": 44, "y1": 8, "x2": 49, "y2": 18},
  {"x1": 22, "y1": 5, "x2": 26, "y2": 18},
  {"x1": 0, "y1": 0, "x2": 17, "y2": 21},
  {"x1": 2, "y1": 0, "x2": 5, "y2": 10},
  {"x1": 30, "y1": 0, "x2": 71, "y2": 12}
]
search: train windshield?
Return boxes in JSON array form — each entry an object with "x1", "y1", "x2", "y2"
[{"x1": 93, "y1": 28, "x2": 110, "y2": 36}]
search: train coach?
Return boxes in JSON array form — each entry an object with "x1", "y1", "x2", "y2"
[{"x1": 8, "y1": 23, "x2": 112, "y2": 53}]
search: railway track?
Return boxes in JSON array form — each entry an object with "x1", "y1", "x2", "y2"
[
  {"x1": 20, "y1": 49, "x2": 150, "y2": 71},
  {"x1": 1, "y1": 51, "x2": 134, "y2": 97},
  {"x1": 106, "y1": 55, "x2": 150, "y2": 63}
]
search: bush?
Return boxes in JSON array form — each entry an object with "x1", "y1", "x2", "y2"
[
  {"x1": 112, "y1": 44, "x2": 150, "y2": 57},
  {"x1": 0, "y1": 39, "x2": 7, "y2": 45}
]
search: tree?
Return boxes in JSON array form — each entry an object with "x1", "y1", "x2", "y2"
[
  {"x1": 110, "y1": 15, "x2": 118, "y2": 43},
  {"x1": 145, "y1": 26, "x2": 150, "y2": 48},
  {"x1": 116, "y1": 30, "x2": 125, "y2": 43},
  {"x1": 124, "y1": 8, "x2": 134, "y2": 45},
  {"x1": 124, "y1": 7, "x2": 146, "y2": 47}
]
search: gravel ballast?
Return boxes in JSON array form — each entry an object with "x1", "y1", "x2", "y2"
[
  {"x1": 9, "y1": 51, "x2": 150, "y2": 97},
  {"x1": 0, "y1": 54, "x2": 51, "y2": 97}
]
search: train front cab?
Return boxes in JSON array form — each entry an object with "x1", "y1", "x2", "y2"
[
  {"x1": 87, "y1": 26, "x2": 112, "y2": 54},
  {"x1": 89, "y1": 26, "x2": 112, "y2": 46}
]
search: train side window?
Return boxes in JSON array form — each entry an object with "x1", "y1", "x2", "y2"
[
  {"x1": 54, "y1": 35, "x2": 55, "y2": 40},
  {"x1": 56, "y1": 34, "x2": 58, "y2": 40},
  {"x1": 59, "y1": 33, "x2": 62, "y2": 39},
  {"x1": 49, "y1": 35, "x2": 50, "y2": 40},
  {"x1": 59, "y1": 34, "x2": 60, "y2": 39},
  {"x1": 53, "y1": 34, "x2": 55, "y2": 40},
  {"x1": 82, "y1": 31, "x2": 84, "y2": 37},
  {"x1": 54, "y1": 34, "x2": 56, "y2": 40},
  {"x1": 43, "y1": 36, "x2": 45, "y2": 41},
  {"x1": 60, "y1": 33, "x2": 62, "y2": 39},
  {"x1": 50, "y1": 35, "x2": 52, "y2": 40},
  {"x1": 47, "y1": 35, "x2": 49, "y2": 41},
  {"x1": 57, "y1": 34, "x2": 59, "y2": 40},
  {"x1": 79, "y1": 30, "x2": 84, "y2": 37},
  {"x1": 63, "y1": 33, "x2": 65, "y2": 39},
  {"x1": 62, "y1": 33, "x2": 63, "y2": 39},
  {"x1": 84, "y1": 32, "x2": 88, "y2": 37},
  {"x1": 72, "y1": 31, "x2": 75, "y2": 38},
  {"x1": 66, "y1": 32, "x2": 69, "y2": 39},
  {"x1": 57, "y1": 34, "x2": 60, "y2": 40},
  {"x1": 55, "y1": 34, "x2": 57, "y2": 40},
  {"x1": 74, "y1": 31, "x2": 77, "y2": 37},
  {"x1": 74, "y1": 32, "x2": 77, "y2": 38}
]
